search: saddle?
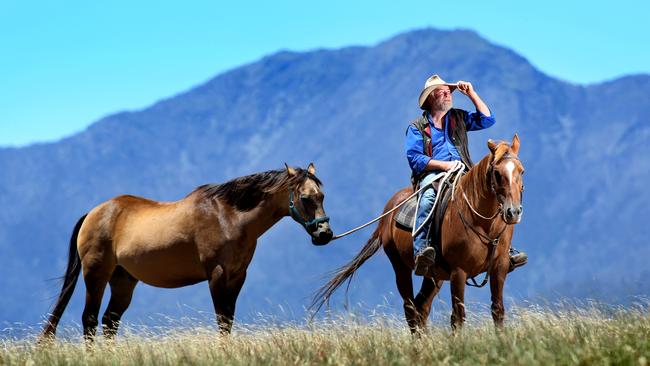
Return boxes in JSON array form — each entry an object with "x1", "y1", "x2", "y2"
[{"x1": 394, "y1": 175, "x2": 459, "y2": 272}]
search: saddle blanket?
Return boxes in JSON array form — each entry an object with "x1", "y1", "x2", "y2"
[
  {"x1": 394, "y1": 195, "x2": 418, "y2": 229},
  {"x1": 393, "y1": 178, "x2": 458, "y2": 275}
]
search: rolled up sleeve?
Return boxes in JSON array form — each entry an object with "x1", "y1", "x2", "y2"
[
  {"x1": 405, "y1": 125, "x2": 430, "y2": 176},
  {"x1": 466, "y1": 109, "x2": 496, "y2": 131}
]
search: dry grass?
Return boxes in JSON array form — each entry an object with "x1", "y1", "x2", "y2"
[{"x1": 2, "y1": 303, "x2": 649, "y2": 365}]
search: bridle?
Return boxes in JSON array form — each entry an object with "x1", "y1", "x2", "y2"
[
  {"x1": 457, "y1": 154, "x2": 523, "y2": 287},
  {"x1": 289, "y1": 190, "x2": 330, "y2": 234}
]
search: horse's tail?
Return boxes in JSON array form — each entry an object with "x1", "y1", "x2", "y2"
[
  {"x1": 310, "y1": 222, "x2": 384, "y2": 314},
  {"x1": 40, "y1": 214, "x2": 87, "y2": 340}
]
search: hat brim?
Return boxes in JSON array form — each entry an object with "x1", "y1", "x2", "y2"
[{"x1": 418, "y1": 83, "x2": 458, "y2": 109}]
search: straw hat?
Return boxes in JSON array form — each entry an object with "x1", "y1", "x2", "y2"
[{"x1": 418, "y1": 74, "x2": 458, "y2": 109}]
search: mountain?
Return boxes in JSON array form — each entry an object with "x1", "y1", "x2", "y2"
[{"x1": 1, "y1": 28, "x2": 648, "y2": 333}]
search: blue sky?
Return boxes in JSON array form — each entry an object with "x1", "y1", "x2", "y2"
[{"x1": 1, "y1": 0, "x2": 647, "y2": 147}]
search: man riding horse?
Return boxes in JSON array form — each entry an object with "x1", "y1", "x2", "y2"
[{"x1": 406, "y1": 74, "x2": 528, "y2": 276}]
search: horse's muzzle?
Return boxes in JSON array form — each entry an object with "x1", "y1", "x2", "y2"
[
  {"x1": 311, "y1": 223, "x2": 333, "y2": 245},
  {"x1": 504, "y1": 204, "x2": 523, "y2": 224}
]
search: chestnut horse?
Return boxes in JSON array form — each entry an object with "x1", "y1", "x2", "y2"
[
  {"x1": 313, "y1": 135, "x2": 524, "y2": 332},
  {"x1": 42, "y1": 164, "x2": 333, "y2": 341}
]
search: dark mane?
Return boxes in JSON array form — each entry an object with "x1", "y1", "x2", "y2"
[{"x1": 192, "y1": 168, "x2": 322, "y2": 211}]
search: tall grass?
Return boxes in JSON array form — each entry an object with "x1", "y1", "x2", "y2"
[{"x1": 2, "y1": 303, "x2": 649, "y2": 365}]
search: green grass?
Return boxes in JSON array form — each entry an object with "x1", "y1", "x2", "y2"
[{"x1": 2, "y1": 304, "x2": 649, "y2": 365}]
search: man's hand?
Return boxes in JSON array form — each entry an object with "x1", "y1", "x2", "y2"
[
  {"x1": 457, "y1": 80, "x2": 491, "y2": 116},
  {"x1": 426, "y1": 159, "x2": 462, "y2": 172},
  {"x1": 443, "y1": 160, "x2": 461, "y2": 171},
  {"x1": 457, "y1": 80, "x2": 475, "y2": 96}
]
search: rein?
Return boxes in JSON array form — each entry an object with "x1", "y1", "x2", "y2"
[
  {"x1": 461, "y1": 190, "x2": 502, "y2": 220},
  {"x1": 457, "y1": 207, "x2": 508, "y2": 288},
  {"x1": 456, "y1": 157, "x2": 518, "y2": 288}
]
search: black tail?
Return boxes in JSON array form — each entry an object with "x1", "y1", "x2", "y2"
[
  {"x1": 40, "y1": 214, "x2": 87, "y2": 339},
  {"x1": 310, "y1": 224, "x2": 384, "y2": 314}
]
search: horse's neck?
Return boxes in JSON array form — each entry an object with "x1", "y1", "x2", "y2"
[
  {"x1": 237, "y1": 190, "x2": 289, "y2": 239},
  {"x1": 458, "y1": 157, "x2": 501, "y2": 233}
]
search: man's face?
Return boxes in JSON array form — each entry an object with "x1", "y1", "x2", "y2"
[{"x1": 428, "y1": 86, "x2": 453, "y2": 112}]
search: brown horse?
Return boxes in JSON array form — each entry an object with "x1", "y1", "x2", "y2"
[
  {"x1": 313, "y1": 135, "x2": 524, "y2": 333},
  {"x1": 41, "y1": 163, "x2": 333, "y2": 341}
]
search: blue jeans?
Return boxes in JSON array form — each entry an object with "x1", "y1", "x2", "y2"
[{"x1": 413, "y1": 173, "x2": 438, "y2": 257}]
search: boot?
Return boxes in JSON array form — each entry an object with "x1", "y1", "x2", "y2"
[
  {"x1": 508, "y1": 247, "x2": 528, "y2": 273},
  {"x1": 414, "y1": 247, "x2": 436, "y2": 276}
]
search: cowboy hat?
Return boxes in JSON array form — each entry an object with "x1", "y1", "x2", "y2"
[{"x1": 418, "y1": 74, "x2": 458, "y2": 109}]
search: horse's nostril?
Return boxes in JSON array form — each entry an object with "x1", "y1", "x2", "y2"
[{"x1": 319, "y1": 230, "x2": 333, "y2": 241}]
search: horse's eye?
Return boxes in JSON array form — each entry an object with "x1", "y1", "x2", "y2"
[{"x1": 300, "y1": 196, "x2": 314, "y2": 207}]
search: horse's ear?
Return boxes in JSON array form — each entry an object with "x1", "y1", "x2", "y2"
[
  {"x1": 511, "y1": 133, "x2": 520, "y2": 155},
  {"x1": 307, "y1": 162, "x2": 316, "y2": 175},
  {"x1": 487, "y1": 139, "x2": 498, "y2": 153},
  {"x1": 285, "y1": 163, "x2": 297, "y2": 176}
]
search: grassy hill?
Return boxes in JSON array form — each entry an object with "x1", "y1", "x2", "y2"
[{"x1": 3, "y1": 304, "x2": 648, "y2": 365}]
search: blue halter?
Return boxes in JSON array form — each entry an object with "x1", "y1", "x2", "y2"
[{"x1": 289, "y1": 191, "x2": 330, "y2": 232}]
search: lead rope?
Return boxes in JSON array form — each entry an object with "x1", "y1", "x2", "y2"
[{"x1": 331, "y1": 167, "x2": 460, "y2": 241}]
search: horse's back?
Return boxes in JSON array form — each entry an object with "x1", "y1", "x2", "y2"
[
  {"x1": 383, "y1": 186, "x2": 414, "y2": 219},
  {"x1": 80, "y1": 194, "x2": 175, "y2": 238},
  {"x1": 78, "y1": 194, "x2": 206, "y2": 287}
]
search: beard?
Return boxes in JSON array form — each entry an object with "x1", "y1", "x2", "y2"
[{"x1": 431, "y1": 98, "x2": 452, "y2": 113}]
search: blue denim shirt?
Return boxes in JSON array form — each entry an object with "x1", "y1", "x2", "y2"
[{"x1": 405, "y1": 109, "x2": 495, "y2": 176}]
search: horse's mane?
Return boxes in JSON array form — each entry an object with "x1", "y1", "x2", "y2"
[
  {"x1": 460, "y1": 142, "x2": 511, "y2": 204},
  {"x1": 192, "y1": 168, "x2": 322, "y2": 211}
]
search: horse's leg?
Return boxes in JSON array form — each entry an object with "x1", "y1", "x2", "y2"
[
  {"x1": 449, "y1": 269, "x2": 467, "y2": 332},
  {"x1": 101, "y1": 266, "x2": 138, "y2": 339},
  {"x1": 208, "y1": 265, "x2": 247, "y2": 334},
  {"x1": 489, "y1": 258, "x2": 509, "y2": 329},
  {"x1": 414, "y1": 278, "x2": 444, "y2": 331},
  {"x1": 385, "y1": 245, "x2": 417, "y2": 333},
  {"x1": 81, "y1": 263, "x2": 114, "y2": 343}
]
